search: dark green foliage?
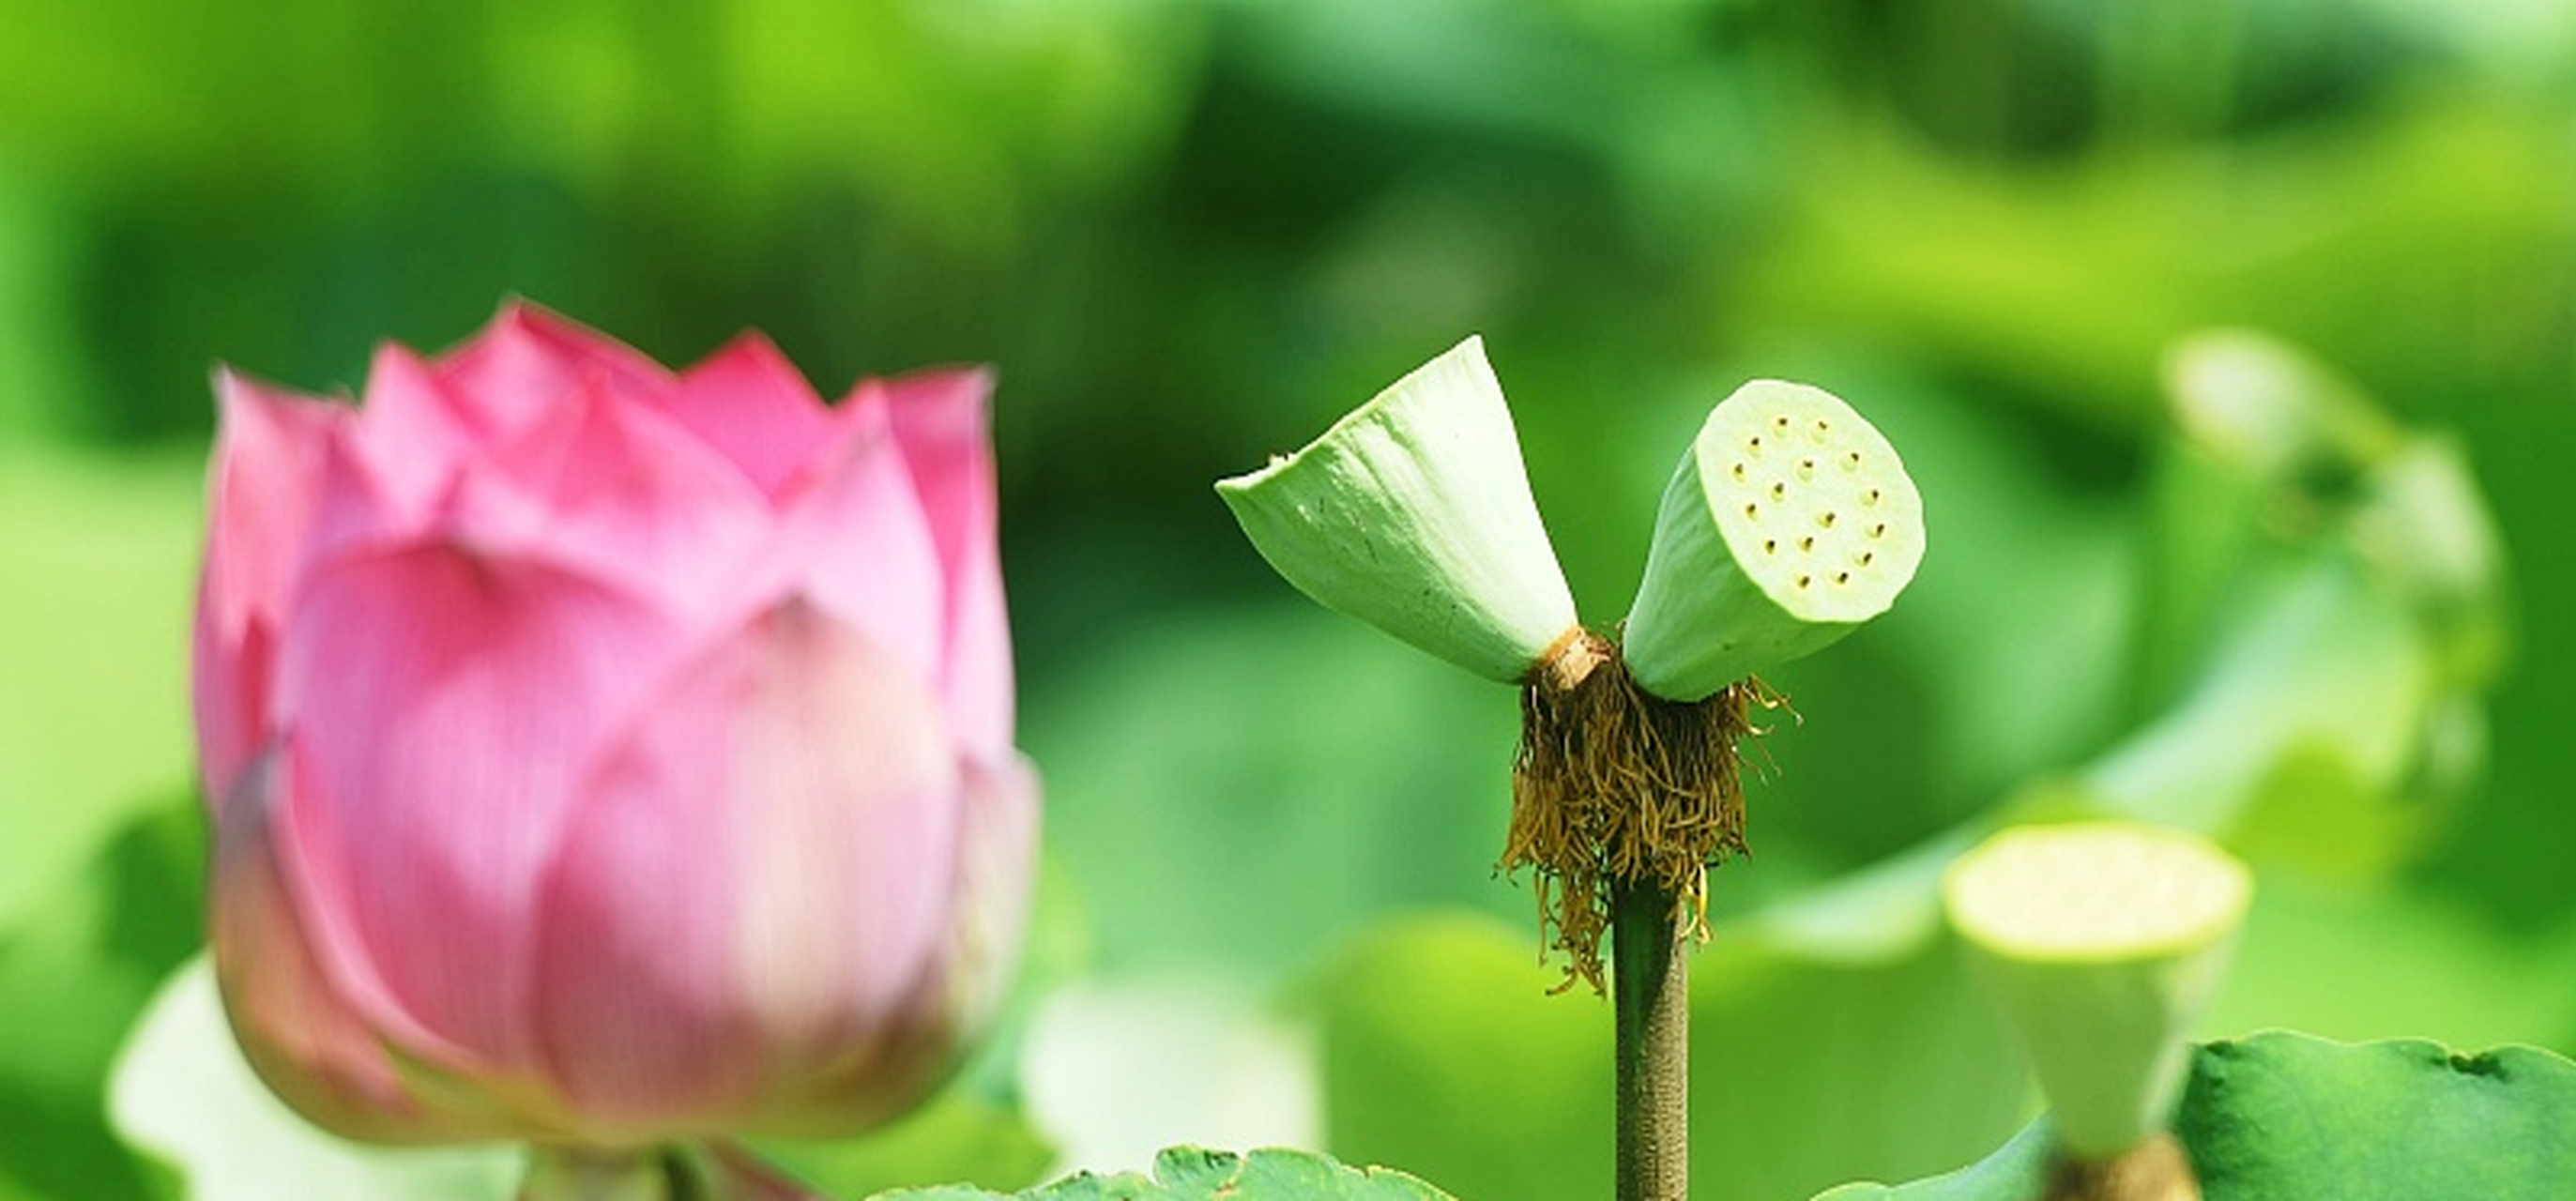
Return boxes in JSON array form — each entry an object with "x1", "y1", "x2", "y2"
[
  {"x1": 866, "y1": 1147, "x2": 1455, "y2": 1201},
  {"x1": 1815, "y1": 1031, "x2": 2576, "y2": 1199}
]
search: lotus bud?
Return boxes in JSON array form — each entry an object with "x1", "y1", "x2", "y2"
[
  {"x1": 1216, "y1": 337, "x2": 1580, "y2": 683},
  {"x1": 1943, "y1": 822, "x2": 2252, "y2": 1161},
  {"x1": 191, "y1": 302, "x2": 1039, "y2": 1161},
  {"x1": 1622, "y1": 381, "x2": 1925, "y2": 701}
]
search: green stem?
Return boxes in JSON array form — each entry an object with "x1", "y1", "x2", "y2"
[
  {"x1": 1612, "y1": 879, "x2": 1689, "y2": 1201},
  {"x1": 518, "y1": 1147, "x2": 709, "y2": 1201}
]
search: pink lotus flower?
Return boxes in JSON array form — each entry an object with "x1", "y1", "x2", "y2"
[{"x1": 191, "y1": 302, "x2": 1038, "y2": 1150}]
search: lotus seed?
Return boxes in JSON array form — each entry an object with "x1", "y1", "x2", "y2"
[
  {"x1": 1763, "y1": 539, "x2": 1777, "y2": 555},
  {"x1": 1863, "y1": 487, "x2": 1882, "y2": 506},
  {"x1": 1748, "y1": 435, "x2": 1763, "y2": 455},
  {"x1": 1798, "y1": 458, "x2": 1816, "y2": 479},
  {"x1": 1731, "y1": 463, "x2": 1747, "y2": 481},
  {"x1": 1798, "y1": 536, "x2": 1815, "y2": 553},
  {"x1": 1844, "y1": 451, "x2": 1862, "y2": 471},
  {"x1": 1870, "y1": 523, "x2": 1887, "y2": 539},
  {"x1": 1770, "y1": 482, "x2": 1787, "y2": 501},
  {"x1": 1744, "y1": 502, "x2": 1759, "y2": 521},
  {"x1": 1795, "y1": 574, "x2": 1811, "y2": 589},
  {"x1": 1858, "y1": 551, "x2": 1875, "y2": 566},
  {"x1": 1820, "y1": 511, "x2": 1838, "y2": 528}
]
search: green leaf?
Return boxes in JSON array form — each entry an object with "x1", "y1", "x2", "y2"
[
  {"x1": 2182, "y1": 1032, "x2": 2576, "y2": 1196},
  {"x1": 1809, "y1": 1031, "x2": 2576, "y2": 1199},
  {"x1": 864, "y1": 1146, "x2": 1456, "y2": 1200},
  {"x1": 1805, "y1": 1122, "x2": 2054, "y2": 1201}
]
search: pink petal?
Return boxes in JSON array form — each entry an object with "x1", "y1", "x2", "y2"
[
  {"x1": 271, "y1": 541, "x2": 688, "y2": 1077},
  {"x1": 759, "y1": 401, "x2": 948, "y2": 696},
  {"x1": 533, "y1": 599, "x2": 964, "y2": 1139},
  {"x1": 208, "y1": 752, "x2": 514, "y2": 1144},
  {"x1": 772, "y1": 748, "x2": 1037, "y2": 1135},
  {"x1": 940, "y1": 751, "x2": 1041, "y2": 1032},
  {"x1": 434, "y1": 301, "x2": 670, "y2": 442},
  {"x1": 449, "y1": 371, "x2": 774, "y2": 619},
  {"x1": 660, "y1": 334, "x2": 836, "y2": 498},
  {"x1": 195, "y1": 372, "x2": 345, "y2": 807},
  {"x1": 874, "y1": 369, "x2": 1016, "y2": 753},
  {"x1": 761, "y1": 746, "x2": 1039, "y2": 1136},
  {"x1": 298, "y1": 344, "x2": 480, "y2": 572}
]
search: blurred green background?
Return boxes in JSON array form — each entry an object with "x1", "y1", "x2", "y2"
[{"x1": 3, "y1": 2, "x2": 2572, "y2": 1199}]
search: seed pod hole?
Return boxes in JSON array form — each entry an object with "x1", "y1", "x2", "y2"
[{"x1": 1627, "y1": 377, "x2": 1927, "y2": 699}]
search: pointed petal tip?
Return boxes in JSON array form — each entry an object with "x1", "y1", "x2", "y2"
[
  {"x1": 213, "y1": 364, "x2": 335, "y2": 417},
  {"x1": 682, "y1": 330, "x2": 823, "y2": 403}
]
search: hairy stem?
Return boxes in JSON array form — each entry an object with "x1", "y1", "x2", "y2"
[{"x1": 1613, "y1": 879, "x2": 1690, "y2": 1201}]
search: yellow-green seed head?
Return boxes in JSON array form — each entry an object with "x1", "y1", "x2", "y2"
[{"x1": 1623, "y1": 381, "x2": 1926, "y2": 701}]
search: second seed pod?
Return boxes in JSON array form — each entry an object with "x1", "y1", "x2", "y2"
[{"x1": 1621, "y1": 380, "x2": 1927, "y2": 702}]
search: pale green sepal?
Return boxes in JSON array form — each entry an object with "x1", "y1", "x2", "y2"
[
  {"x1": 1622, "y1": 380, "x2": 1925, "y2": 701},
  {"x1": 1941, "y1": 823, "x2": 2252, "y2": 1160},
  {"x1": 1216, "y1": 336, "x2": 1578, "y2": 683}
]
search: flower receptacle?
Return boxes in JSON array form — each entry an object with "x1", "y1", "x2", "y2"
[
  {"x1": 1943, "y1": 822, "x2": 2252, "y2": 1162},
  {"x1": 1622, "y1": 381, "x2": 1925, "y2": 702}
]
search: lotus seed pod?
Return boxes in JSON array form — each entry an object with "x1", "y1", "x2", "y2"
[
  {"x1": 1217, "y1": 337, "x2": 1580, "y2": 683},
  {"x1": 1943, "y1": 823, "x2": 2253, "y2": 1160},
  {"x1": 1621, "y1": 381, "x2": 1925, "y2": 702}
]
